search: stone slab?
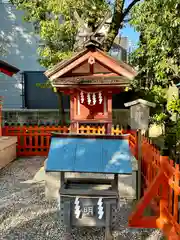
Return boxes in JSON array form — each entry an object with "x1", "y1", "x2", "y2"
[{"x1": 0, "y1": 136, "x2": 17, "y2": 170}]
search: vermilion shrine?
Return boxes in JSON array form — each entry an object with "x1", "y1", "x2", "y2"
[
  {"x1": 45, "y1": 41, "x2": 138, "y2": 239},
  {"x1": 45, "y1": 41, "x2": 136, "y2": 132}
]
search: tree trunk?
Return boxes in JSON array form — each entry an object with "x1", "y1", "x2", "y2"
[
  {"x1": 103, "y1": 0, "x2": 124, "y2": 52},
  {"x1": 103, "y1": 0, "x2": 141, "y2": 52},
  {"x1": 57, "y1": 91, "x2": 66, "y2": 125}
]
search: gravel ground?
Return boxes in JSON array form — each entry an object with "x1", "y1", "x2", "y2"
[{"x1": 0, "y1": 157, "x2": 163, "y2": 240}]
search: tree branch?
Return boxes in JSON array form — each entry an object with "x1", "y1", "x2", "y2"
[
  {"x1": 122, "y1": 0, "x2": 141, "y2": 18},
  {"x1": 103, "y1": 0, "x2": 125, "y2": 51},
  {"x1": 103, "y1": 0, "x2": 140, "y2": 51}
]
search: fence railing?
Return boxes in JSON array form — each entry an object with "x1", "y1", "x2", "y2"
[
  {"x1": 3, "y1": 126, "x2": 70, "y2": 156},
  {"x1": 129, "y1": 135, "x2": 180, "y2": 239},
  {"x1": 2, "y1": 125, "x2": 130, "y2": 157}
]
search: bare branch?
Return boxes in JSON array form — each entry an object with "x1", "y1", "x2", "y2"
[{"x1": 122, "y1": 0, "x2": 141, "y2": 18}]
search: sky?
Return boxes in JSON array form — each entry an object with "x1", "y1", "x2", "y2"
[{"x1": 121, "y1": 24, "x2": 140, "y2": 47}]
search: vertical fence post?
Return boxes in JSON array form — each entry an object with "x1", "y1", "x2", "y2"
[
  {"x1": 160, "y1": 155, "x2": 169, "y2": 213},
  {"x1": 137, "y1": 129, "x2": 142, "y2": 200},
  {"x1": 158, "y1": 153, "x2": 170, "y2": 235},
  {"x1": 70, "y1": 122, "x2": 78, "y2": 133},
  {"x1": 106, "y1": 123, "x2": 111, "y2": 135}
]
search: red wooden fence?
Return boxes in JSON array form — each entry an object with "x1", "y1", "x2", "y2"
[
  {"x1": 2, "y1": 125, "x2": 127, "y2": 157},
  {"x1": 129, "y1": 136, "x2": 180, "y2": 239},
  {"x1": 3, "y1": 126, "x2": 70, "y2": 156}
]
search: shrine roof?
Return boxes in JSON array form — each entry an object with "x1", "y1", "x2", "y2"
[
  {"x1": 0, "y1": 60, "x2": 20, "y2": 76},
  {"x1": 44, "y1": 43, "x2": 137, "y2": 82},
  {"x1": 124, "y1": 99, "x2": 156, "y2": 108},
  {"x1": 45, "y1": 48, "x2": 89, "y2": 79}
]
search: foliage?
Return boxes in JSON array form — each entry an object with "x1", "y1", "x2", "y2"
[
  {"x1": 141, "y1": 85, "x2": 167, "y2": 106},
  {"x1": 150, "y1": 113, "x2": 168, "y2": 126},
  {"x1": 9, "y1": 0, "x2": 141, "y2": 124},
  {"x1": 10, "y1": 0, "x2": 141, "y2": 68},
  {"x1": 130, "y1": 0, "x2": 180, "y2": 125},
  {"x1": 164, "y1": 118, "x2": 180, "y2": 157},
  {"x1": 0, "y1": 35, "x2": 10, "y2": 56},
  {"x1": 141, "y1": 86, "x2": 169, "y2": 125},
  {"x1": 10, "y1": 0, "x2": 109, "y2": 67},
  {"x1": 9, "y1": 0, "x2": 141, "y2": 125},
  {"x1": 130, "y1": 0, "x2": 180, "y2": 88},
  {"x1": 167, "y1": 97, "x2": 180, "y2": 114}
]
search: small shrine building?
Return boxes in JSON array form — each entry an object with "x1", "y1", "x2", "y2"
[{"x1": 45, "y1": 41, "x2": 137, "y2": 133}]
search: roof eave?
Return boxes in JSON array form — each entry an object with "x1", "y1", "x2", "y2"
[
  {"x1": 124, "y1": 99, "x2": 156, "y2": 108},
  {"x1": 0, "y1": 60, "x2": 20, "y2": 76},
  {"x1": 44, "y1": 48, "x2": 89, "y2": 79}
]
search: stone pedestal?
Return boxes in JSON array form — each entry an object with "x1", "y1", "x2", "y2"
[
  {"x1": 0, "y1": 136, "x2": 17, "y2": 170},
  {"x1": 124, "y1": 99, "x2": 156, "y2": 132}
]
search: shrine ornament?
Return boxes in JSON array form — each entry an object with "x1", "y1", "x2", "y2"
[{"x1": 79, "y1": 90, "x2": 103, "y2": 106}]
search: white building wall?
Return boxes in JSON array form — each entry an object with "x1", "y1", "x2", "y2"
[{"x1": 0, "y1": 1, "x2": 45, "y2": 108}]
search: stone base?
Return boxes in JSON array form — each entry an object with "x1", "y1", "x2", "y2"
[{"x1": 0, "y1": 136, "x2": 17, "y2": 170}]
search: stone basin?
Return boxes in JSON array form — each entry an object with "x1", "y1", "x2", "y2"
[{"x1": 0, "y1": 136, "x2": 17, "y2": 170}]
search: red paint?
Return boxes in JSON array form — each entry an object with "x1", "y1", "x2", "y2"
[
  {"x1": 0, "y1": 68, "x2": 13, "y2": 76},
  {"x1": 128, "y1": 136, "x2": 180, "y2": 239}
]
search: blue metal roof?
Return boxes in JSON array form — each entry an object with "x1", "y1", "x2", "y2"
[
  {"x1": 176, "y1": 83, "x2": 180, "y2": 88},
  {"x1": 46, "y1": 135, "x2": 133, "y2": 174}
]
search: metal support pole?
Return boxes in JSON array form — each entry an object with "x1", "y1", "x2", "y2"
[
  {"x1": 105, "y1": 203, "x2": 113, "y2": 240},
  {"x1": 112, "y1": 174, "x2": 118, "y2": 192},
  {"x1": 60, "y1": 172, "x2": 65, "y2": 187}
]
